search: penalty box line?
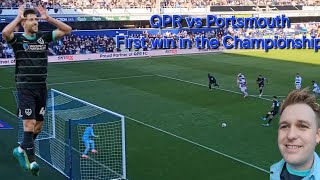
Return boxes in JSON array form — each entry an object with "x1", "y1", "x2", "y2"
[
  {"x1": 0, "y1": 74, "x2": 154, "y2": 90},
  {"x1": 153, "y1": 74, "x2": 274, "y2": 174},
  {"x1": 126, "y1": 115, "x2": 270, "y2": 174},
  {"x1": 155, "y1": 74, "x2": 320, "y2": 101},
  {"x1": 155, "y1": 74, "x2": 274, "y2": 102},
  {"x1": 0, "y1": 105, "x2": 124, "y2": 178},
  {"x1": 1, "y1": 73, "x2": 271, "y2": 174},
  {"x1": 0, "y1": 105, "x2": 270, "y2": 175}
]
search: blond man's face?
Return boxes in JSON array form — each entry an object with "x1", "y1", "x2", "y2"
[{"x1": 278, "y1": 103, "x2": 320, "y2": 170}]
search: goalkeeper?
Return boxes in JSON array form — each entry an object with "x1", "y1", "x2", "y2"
[{"x1": 82, "y1": 124, "x2": 98, "y2": 159}]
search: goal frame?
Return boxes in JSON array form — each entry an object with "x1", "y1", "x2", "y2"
[{"x1": 15, "y1": 88, "x2": 127, "y2": 180}]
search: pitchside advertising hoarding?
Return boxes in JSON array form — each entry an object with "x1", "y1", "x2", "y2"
[
  {"x1": 0, "y1": 58, "x2": 15, "y2": 65},
  {"x1": 0, "y1": 16, "x2": 76, "y2": 23},
  {"x1": 0, "y1": 48, "x2": 223, "y2": 66}
]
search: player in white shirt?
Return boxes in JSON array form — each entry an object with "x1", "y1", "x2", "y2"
[
  {"x1": 295, "y1": 73, "x2": 302, "y2": 90},
  {"x1": 312, "y1": 80, "x2": 320, "y2": 95},
  {"x1": 237, "y1": 73, "x2": 243, "y2": 88},
  {"x1": 237, "y1": 73, "x2": 248, "y2": 98}
]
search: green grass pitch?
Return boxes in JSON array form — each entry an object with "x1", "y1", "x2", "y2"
[{"x1": 0, "y1": 49, "x2": 319, "y2": 180}]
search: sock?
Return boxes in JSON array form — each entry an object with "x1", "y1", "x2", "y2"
[
  {"x1": 268, "y1": 118, "x2": 273, "y2": 125},
  {"x1": 18, "y1": 146, "x2": 24, "y2": 153},
  {"x1": 84, "y1": 147, "x2": 90, "y2": 155},
  {"x1": 259, "y1": 89, "x2": 262, "y2": 94},
  {"x1": 33, "y1": 133, "x2": 39, "y2": 140},
  {"x1": 21, "y1": 131, "x2": 35, "y2": 163},
  {"x1": 30, "y1": 162, "x2": 37, "y2": 166},
  {"x1": 91, "y1": 141, "x2": 95, "y2": 150},
  {"x1": 84, "y1": 141, "x2": 90, "y2": 155}
]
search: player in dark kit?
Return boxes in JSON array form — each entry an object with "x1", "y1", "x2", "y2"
[
  {"x1": 261, "y1": 96, "x2": 280, "y2": 127},
  {"x1": 256, "y1": 75, "x2": 267, "y2": 97},
  {"x1": 2, "y1": 5, "x2": 72, "y2": 176},
  {"x1": 208, "y1": 73, "x2": 219, "y2": 91}
]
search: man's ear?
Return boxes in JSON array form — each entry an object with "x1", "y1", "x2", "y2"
[
  {"x1": 316, "y1": 128, "x2": 320, "y2": 144},
  {"x1": 20, "y1": 20, "x2": 25, "y2": 27}
]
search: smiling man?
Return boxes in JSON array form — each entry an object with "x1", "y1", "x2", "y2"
[
  {"x1": 270, "y1": 88, "x2": 320, "y2": 179},
  {"x1": 2, "y1": 4, "x2": 71, "y2": 176}
]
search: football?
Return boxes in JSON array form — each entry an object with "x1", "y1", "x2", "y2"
[{"x1": 221, "y1": 123, "x2": 227, "y2": 128}]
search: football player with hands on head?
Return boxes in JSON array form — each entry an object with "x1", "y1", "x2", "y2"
[{"x1": 2, "y1": 4, "x2": 72, "y2": 176}]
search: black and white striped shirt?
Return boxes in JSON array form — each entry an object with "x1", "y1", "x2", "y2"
[{"x1": 8, "y1": 32, "x2": 54, "y2": 89}]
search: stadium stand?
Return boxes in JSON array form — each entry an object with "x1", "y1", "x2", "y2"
[
  {"x1": 0, "y1": 0, "x2": 156, "y2": 9},
  {"x1": 0, "y1": 0, "x2": 320, "y2": 9}
]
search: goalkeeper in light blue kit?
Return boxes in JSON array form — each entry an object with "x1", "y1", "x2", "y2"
[{"x1": 82, "y1": 124, "x2": 98, "y2": 159}]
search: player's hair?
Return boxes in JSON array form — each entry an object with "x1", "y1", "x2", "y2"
[
  {"x1": 23, "y1": 8, "x2": 37, "y2": 17},
  {"x1": 280, "y1": 88, "x2": 320, "y2": 127}
]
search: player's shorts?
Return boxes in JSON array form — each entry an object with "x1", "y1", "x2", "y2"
[
  {"x1": 83, "y1": 138, "x2": 93, "y2": 147},
  {"x1": 209, "y1": 80, "x2": 216, "y2": 84},
  {"x1": 313, "y1": 88, "x2": 320, "y2": 94},
  {"x1": 240, "y1": 86, "x2": 247, "y2": 92},
  {"x1": 259, "y1": 84, "x2": 264, "y2": 89},
  {"x1": 295, "y1": 84, "x2": 301, "y2": 90},
  {"x1": 271, "y1": 110, "x2": 278, "y2": 116},
  {"x1": 16, "y1": 88, "x2": 48, "y2": 121}
]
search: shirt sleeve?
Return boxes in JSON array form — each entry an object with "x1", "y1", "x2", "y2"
[
  {"x1": 90, "y1": 128, "x2": 96, "y2": 137},
  {"x1": 42, "y1": 31, "x2": 54, "y2": 43},
  {"x1": 7, "y1": 34, "x2": 18, "y2": 45}
]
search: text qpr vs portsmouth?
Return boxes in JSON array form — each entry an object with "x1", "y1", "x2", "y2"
[{"x1": 149, "y1": 15, "x2": 291, "y2": 28}]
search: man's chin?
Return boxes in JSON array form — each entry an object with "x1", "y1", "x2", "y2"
[
  {"x1": 31, "y1": 28, "x2": 38, "y2": 33},
  {"x1": 282, "y1": 153, "x2": 304, "y2": 166}
]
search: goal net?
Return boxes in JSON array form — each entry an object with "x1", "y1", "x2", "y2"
[{"x1": 14, "y1": 89, "x2": 127, "y2": 180}]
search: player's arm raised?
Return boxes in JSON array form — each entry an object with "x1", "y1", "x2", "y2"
[
  {"x1": 37, "y1": 5, "x2": 72, "y2": 41},
  {"x1": 92, "y1": 131, "x2": 98, "y2": 138},
  {"x1": 2, "y1": 5, "x2": 25, "y2": 42}
]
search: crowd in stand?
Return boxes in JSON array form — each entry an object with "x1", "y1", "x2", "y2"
[
  {"x1": 0, "y1": 22, "x2": 319, "y2": 58},
  {"x1": 0, "y1": 0, "x2": 320, "y2": 10},
  {"x1": 48, "y1": 34, "x2": 118, "y2": 55},
  {"x1": 0, "y1": 0, "x2": 155, "y2": 9},
  {"x1": 0, "y1": 34, "x2": 116, "y2": 57}
]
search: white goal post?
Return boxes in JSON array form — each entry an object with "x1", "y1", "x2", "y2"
[{"x1": 14, "y1": 88, "x2": 127, "y2": 180}]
